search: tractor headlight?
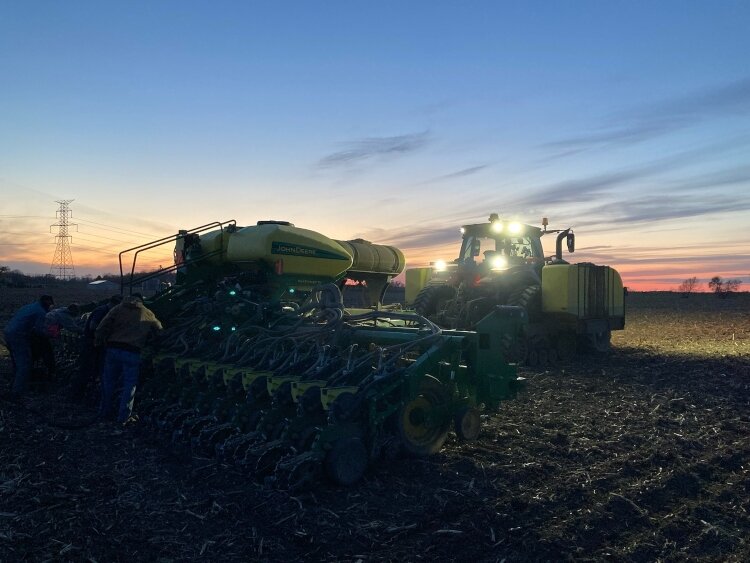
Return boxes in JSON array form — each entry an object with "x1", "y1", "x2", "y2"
[
  {"x1": 491, "y1": 221, "x2": 503, "y2": 233},
  {"x1": 433, "y1": 259, "x2": 447, "y2": 272},
  {"x1": 508, "y1": 222, "x2": 522, "y2": 234},
  {"x1": 490, "y1": 255, "x2": 508, "y2": 270},
  {"x1": 460, "y1": 227, "x2": 466, "y2": 234}
]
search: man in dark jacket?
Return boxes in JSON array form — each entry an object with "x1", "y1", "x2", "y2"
[
  {"x1": 71, "y1": 295, "x2": 122, "y2": 401},
  {"x1": 95, "y1": 295, "x2": 162, "y2": 423},
  {"x1": 4, "y1": 295, "x2": 55, "y2": 397}
]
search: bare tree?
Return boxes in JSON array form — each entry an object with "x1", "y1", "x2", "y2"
[
  {"x1": 708, "y1": 276, "x2": 743, "y2": 298},
  {"x1": 724, "y1": 278, "x2": 743, "y2": 294},
  {"x1": 708, "y1": 276, "x2": 724, "y2": 294},
  {"x1": 677, "y1": 276, "x2": 698, "y2": 297}
]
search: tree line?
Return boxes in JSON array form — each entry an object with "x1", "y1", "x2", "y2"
[
  {"x1": 0, "y1": 266, "x2": 173, "y2": 289},
  {"x1": 678, "y1": 275, "x2": 743, "y2": 298}
]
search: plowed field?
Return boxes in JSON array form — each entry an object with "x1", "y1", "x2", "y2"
[{"x1": 1, "y1": 289, "x2": 748, "y2": 562}]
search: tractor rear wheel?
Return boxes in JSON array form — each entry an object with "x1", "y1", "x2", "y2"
[
  {"x1": 506, "y1": 284, "x2": 542, "y2": 322},
  {"x1": 413, "y1": 285, "x2": 456, "y2": 318}
]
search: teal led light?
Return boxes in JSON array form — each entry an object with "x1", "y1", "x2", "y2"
[
  {"x1": 231, "y1": 326, "x2": 237, "y2": 332},
  {"x1": 229, "y1": 290, "x2": 237, "y2": 296},
  {"x1": 289, "y1": 288, "x2": 296, "y2": 294},
  {"x1": 212, "y1": 325, "x2": 221, "y2": 331}
]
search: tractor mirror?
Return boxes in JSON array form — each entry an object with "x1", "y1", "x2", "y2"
[
  {"x1": 567, "y1": 232, "x2": 575, "y2": 253},
  {"x1": 471, "y1": 239, "x2": 481, "y2": 257}
]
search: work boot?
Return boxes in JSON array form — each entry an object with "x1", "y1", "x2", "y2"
[{"x1": 120, "y1": 414, "x2": 139, "y2": 427}]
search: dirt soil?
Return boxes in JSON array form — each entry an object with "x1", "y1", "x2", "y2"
[{"x1": 1, "y1": 288, "x2": 749, "y2": 562}]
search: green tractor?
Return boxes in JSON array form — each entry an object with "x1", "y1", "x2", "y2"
[{"x1": 406, "y1": 214, "x2": 625, "y2": 365}]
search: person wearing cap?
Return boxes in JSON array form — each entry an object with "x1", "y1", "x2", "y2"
[
  {"x1": 95, "y1": 294, "x2": 162, "y2": 423},
  {"x1": 3, "y1": 295, "x2": 55, "y2": 397},
  {"x1": 71, "y1": 295, "x2": 123, "y2": 401}
]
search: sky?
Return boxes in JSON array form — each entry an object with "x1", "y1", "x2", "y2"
[{"x1": 1, "y1": 1, "x2": 749, "y2": 290}]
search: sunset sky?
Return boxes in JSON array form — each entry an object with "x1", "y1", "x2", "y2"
[{"x1": 1, "y1": 1, "x2": 749, "y2": 290}]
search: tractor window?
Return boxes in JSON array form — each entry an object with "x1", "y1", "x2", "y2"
[
  {"x1": 461, "y1": 236, "x2": 496, "y2": 261},
  {"x1": 461, "y1": 235, "x2": 541, "y2": 263},
  {"x1": 509, "y1": 237, "x2": 534, "y2": 259}
]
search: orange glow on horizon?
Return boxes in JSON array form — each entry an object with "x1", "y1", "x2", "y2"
[{"x1": 3, "y1": 235, "x2": 745, "y2": 293}]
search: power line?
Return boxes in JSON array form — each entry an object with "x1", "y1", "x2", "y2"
[
  {"x1": 0, "y1": 242, "x2": 56, "y2": 246},
  {"x1": 75, "y1": 230, "x2": 141, "y2": 245},
  {"x1": 0, "y1": 215, "x2": 55, "y2": 219},
  {"x1": 76, "y1": 217, "x2": 160, "y2": 237},
  {"x1": 49, "y1": 200, "x2": 77, "y2": 279}
]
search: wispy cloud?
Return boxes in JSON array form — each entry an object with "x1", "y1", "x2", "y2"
[
  {"x1": 420, "y1": 164, "x2": 489, "y2": 184},
  {"x1": 356, "y1": 224, "x2": 463, "y2": 250},
  {"x1": 663, "y1": 165, "x2": 750, "y2": 192},
  {"x1": 543, "y1": 77, "x2": 750, "y2": 155},
  {"x1": 317, "y1": 131, "x2": 431, "y2": 169},
  {"x1": 440, "y1": 137, "x2": 750, "y2": 226},
  {"x1": 576, "y1": 192, "x2": 750, "y2": 229}
]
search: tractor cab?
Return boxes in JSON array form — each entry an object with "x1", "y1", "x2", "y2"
[{"x1": 457, "y1": 216, "x2": 545, "y2": 283}]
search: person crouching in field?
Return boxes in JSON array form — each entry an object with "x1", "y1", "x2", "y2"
[
  {"x1": 71, "y1": 294, "x2": 123, "y2": 402},
  {"x1": 3, "y1": 295, "x2": 55, "y2": 397},
  {"x1": 38, "y1": 303, "x2": 84, "y2": 381},
  {"x1": 95, "y1": 294, "x2": 162, "y2": 424}
]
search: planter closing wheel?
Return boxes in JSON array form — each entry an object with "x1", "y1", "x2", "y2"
[
  {"x1": 325, "y1": 437, "x2": 368, "y2": 486},
  {"x1": 454, "y1": 406, "x2": 481, "y2": 441},
  {"x1": 397, "y1": 375, "x2": 451, "y2": 456}
]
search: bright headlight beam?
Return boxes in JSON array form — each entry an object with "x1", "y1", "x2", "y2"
[
  {"x1": 491, "y1": 221, "x2": 503, "y2": 233},
  {"x1": 434, "y1": 259, "x2": 447, "y2": 272},
  {"x1": 491, "y1": 256, "x2": 508, "y2": 270},
  {"x1": 508, "y1": 222, "x2": 522, "y2": 234}
]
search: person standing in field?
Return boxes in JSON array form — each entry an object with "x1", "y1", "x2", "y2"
[
  {"x1": 3, "y1": 295, "x2": 55, "y2": 397},
  {"x1": 95, "y1": 294, "x2": 162, "y2": 424},
  {"x1": 71, "y1": 294, "x2": 123, "y2": 401}
]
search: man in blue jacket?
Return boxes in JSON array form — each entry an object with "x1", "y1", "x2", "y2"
[{"x1": 4, "y1": 295, "x2": 55, "y2": 397}]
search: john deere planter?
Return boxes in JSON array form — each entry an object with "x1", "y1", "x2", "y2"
[{"x1": 109, "y1": 220, "x2": 526, "y2": 488}]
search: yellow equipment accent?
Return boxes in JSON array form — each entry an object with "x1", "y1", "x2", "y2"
[
  {"x1": 227, "y1": 223, "x2": 353, "y2": 279},
  {"x1": 320, "y1": 386, "x2": 360, "y2": 410},
  {"x1": 181, "y1": 223, "x2": 405, "y2": 279},
  {"x1": 267, "y1": 376, "x2": 299, "y2": 394},
  {"x1": 542, "y1": 263, "x2": 624, "y2": 318},
  {"x1": 197, "y1": 229, "x2": 231, "y2": 265},
  {"x1": 290, "y1": 380, "x2": 328, "y2": 403},
  {"x1": 239, "y1": 370, "x2": 274, "y2": 390},
  {"x1": 223, "y1": 367, "x2": 246, "y2": 385},
  {"x1": 405, "y1": 267, "x2": 433, "y2": 304}
]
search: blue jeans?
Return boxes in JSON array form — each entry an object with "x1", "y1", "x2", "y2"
[
  {"x1": 99, "y1": 347, "x2": 140, "y2": 423},
  {"x1": 5, "y1": 334, "x2": 31, "y2": 395}
]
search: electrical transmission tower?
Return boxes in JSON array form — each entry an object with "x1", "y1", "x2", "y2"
[{"x1": 49, "y1": 200, "x2": 77, "y2": 280}]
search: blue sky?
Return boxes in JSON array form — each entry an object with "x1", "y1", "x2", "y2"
[{"x1": 1, "y1": 1, "x2": 749, "y2": 289}]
